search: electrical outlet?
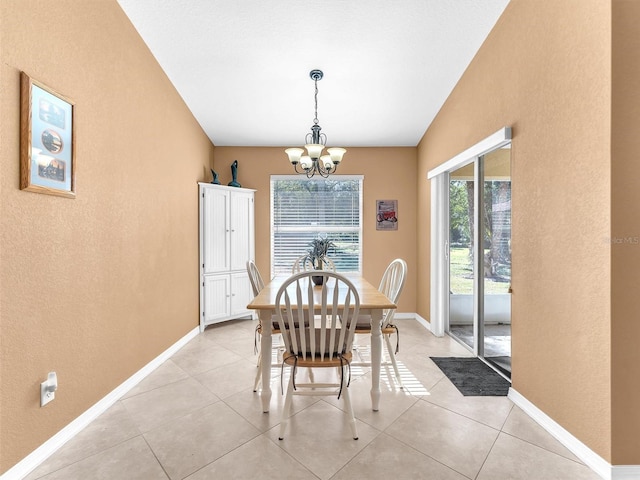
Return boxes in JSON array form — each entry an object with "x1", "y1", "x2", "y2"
[
  {"x1": 40, "y1": 372, "x2": 57, "y2": 407},
  {"x1": 40, "y1": 384, "x2": 55, "y2": 406}
]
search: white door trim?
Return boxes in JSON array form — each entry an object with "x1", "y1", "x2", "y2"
[
  {"x1": 427, "y1": 127, "x2": 511, "y2": 179},
  {"x1": 428, "y1": 126, "x2": 511, "y2": 339}
]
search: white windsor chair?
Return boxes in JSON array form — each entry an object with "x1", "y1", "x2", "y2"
[
  {"x1": 353, "y1": 258, "x2": 407, "y2": 388},
  {"x1": 275, "y1": 270, "x2": 361, "y2": 440},
  {"x1": 291, "y1": 255, "x2": 336, "y2": 274}
]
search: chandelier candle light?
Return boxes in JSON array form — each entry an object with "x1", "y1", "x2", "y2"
[{"x1": 285, "y1": 69, "x2": 346, "y2": 178}]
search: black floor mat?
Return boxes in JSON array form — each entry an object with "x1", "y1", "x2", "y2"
[{"x1": 430, "y1": 357, "x2": 511, "y2": 396}]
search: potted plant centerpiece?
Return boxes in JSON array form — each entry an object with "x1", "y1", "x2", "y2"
[{"x1": 304, "y1": 235, "x2": 336, "y2": 285}]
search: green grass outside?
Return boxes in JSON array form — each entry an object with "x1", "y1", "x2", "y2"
[{"x1": 449, "y1": 247, "x2": 510, "y2": 294}]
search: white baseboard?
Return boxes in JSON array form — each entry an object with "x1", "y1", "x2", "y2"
[
  {"x1": 412, "y1": 312, "x2": 433, "y2": 333},
  {"x1": 8, "y1": 323, "x2": 638, "y2": 480},
  {"x1": 395, "y1": 312, "x2": 434, "y2": 335},
  {"x1": 508, "y1": 388, "x2": 640, "y2": 480},
  {"x1": 612, "y1": 466, "x2": 640, "y2": 480},
  {"x1": 1, "y1": 326, "x2": 199, "y2": 480},
  {"x1": 387, "y1": 317, "x2": 640, "y2": 479}
]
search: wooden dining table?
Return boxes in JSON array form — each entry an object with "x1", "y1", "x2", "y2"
[{"x1": 247, "y1": 273, "x2": 396, "y2": 413}]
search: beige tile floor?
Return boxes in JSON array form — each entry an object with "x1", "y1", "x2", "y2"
[{"x1": 24, "y1": 319, "x2": 601, "y2": 480}]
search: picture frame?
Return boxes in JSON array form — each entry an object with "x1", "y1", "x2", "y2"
[
  {"x1": 376, "y1": 199, "x2": 398, "y2": 231},
  {"x1": 20, "y1": 72, "x2": 76, "y2": 198}
]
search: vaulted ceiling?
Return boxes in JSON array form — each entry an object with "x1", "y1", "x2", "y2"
[{"x1": 117, "y1": 0, "x2": 510, "y2": 148}]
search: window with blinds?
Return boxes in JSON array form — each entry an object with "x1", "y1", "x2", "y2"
[{"x1": 271, "y1": 175, "x2": 363, "y2": 275}]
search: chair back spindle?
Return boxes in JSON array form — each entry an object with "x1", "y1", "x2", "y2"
[
  {"x1": 247, "y1": 260, "x2": 265, "y2": 297},
  {"x1": 291, "y1": 255, "x2": 336, "y2": 274},
  {"x1": 379, "y1": 259, "x2": 407, "y2": 328},
  {"x1": 276, "y1": 271, "x2": 359, "y2": 363}
]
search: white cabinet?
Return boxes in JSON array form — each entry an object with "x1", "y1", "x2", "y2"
[{"x1": 199, "y1": 183, "x2": 255, "y2": 331}]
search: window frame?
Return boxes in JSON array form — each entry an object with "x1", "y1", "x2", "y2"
[{"x1": 270, "y1": 174, "x2": 364, "y2": 276}]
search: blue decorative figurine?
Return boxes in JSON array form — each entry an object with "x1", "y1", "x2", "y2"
[
  {"x1": 210, "y1": 169, "x2": 220, "y2": 184},
  {"x1": 228, "y1": 160, "x2": 241, "y2": 187}
]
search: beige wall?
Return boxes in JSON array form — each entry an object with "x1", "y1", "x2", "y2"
[
  {"x1": 0, "y1": 1, "x2": 213, "y2": 473},
  {"x1": 417, "y1": 0, "x2": 614, "y2": 462},
  {"x1": 212, "y1": 147, "x2": 418, "y2": 314},
  {"x1": 611, "y1": 0, "x2": 640, "y2": 465},
  {"x1": 3, "y1": 0, "x2": 637, "y2": 474}
]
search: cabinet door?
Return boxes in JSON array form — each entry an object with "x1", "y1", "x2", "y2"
[
  {"x1": 202, "y1": 188, "x2": 230, "y2": 273},
  {"x1": 203, "y1": 274, "x2": 230, "y2": 324},
  {"x1": 229, "y1": 191, "x2": 254, "y2": 271},
  {"x1": 230, "y1": 272, "x2": 252, "y2": 316}
]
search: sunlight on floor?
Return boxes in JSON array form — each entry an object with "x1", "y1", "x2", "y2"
[
  {"x1": 383, "y1": 362, "x2": 431, "y2": 396},
  {"x1": 353, "y1": 343, "x2": 430, "y2": 396},
  {"x1": 257, "y1": 341, "x2": 430, "y2": 396}
]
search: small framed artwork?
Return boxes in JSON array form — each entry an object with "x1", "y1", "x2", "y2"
[
  {"x1": 20, "y1": 72, "x2": 76, "y2": 198},
  {"x1": 376, "y1": 199, "x2": 398, "y2": 231}
]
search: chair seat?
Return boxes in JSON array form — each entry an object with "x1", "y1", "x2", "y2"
[
  {"x1": 355, "y1": 324, "x2": 397, "y2": 335},
  {"x1": 257, "y1": 321, "x2": 282, "y2": 334},
  {"x1": 257, "y1": 316, "x2": 310, "y2": 335},
  {"x1": 282, "y1": 351, "x2": 353, "y2": 368}
]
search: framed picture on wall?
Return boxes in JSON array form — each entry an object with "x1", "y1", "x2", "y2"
[
  {"x1": 376, "y1": 199, "x2": 398, "y2": 231},
  {"x1": 20, "y1": 72, "x2": 76, "y2": 198}
]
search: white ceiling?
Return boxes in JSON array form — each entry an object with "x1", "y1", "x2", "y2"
[{"x1": 117, "y1": 0, "x2": 509, "y2": 148}]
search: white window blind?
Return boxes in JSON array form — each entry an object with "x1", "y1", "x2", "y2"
[{"x1": 271, "y1": 175, "x2": 363, "y2": 275}]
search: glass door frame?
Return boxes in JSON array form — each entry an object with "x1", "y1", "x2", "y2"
[{"x1": 428, "y1": 127, "x2": 511, "y2": 340}]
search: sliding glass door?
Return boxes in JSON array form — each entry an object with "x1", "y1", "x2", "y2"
[
  {"x1": 446, "y1": 144, "x2": 512, "y2": 378},
  {"x1": 481, "y1": 147, "x2": 511, "y2": 376},
  {"x1": 448, "y1": 162, "x2": 476, "y2": 351}
]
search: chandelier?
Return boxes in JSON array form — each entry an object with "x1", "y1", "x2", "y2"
[{"x1": 285, "y1": 69, "x2": 346, "y2": 178}]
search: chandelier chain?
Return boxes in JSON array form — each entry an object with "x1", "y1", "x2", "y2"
[{"x1": 313, "y1": 78, "x2": 319, "y2": 125}]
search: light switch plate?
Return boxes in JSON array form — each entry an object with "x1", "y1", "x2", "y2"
[{"x1": 41, "y1": 381, "x2": 55, "y2": 406}]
